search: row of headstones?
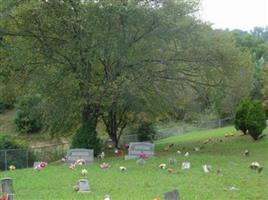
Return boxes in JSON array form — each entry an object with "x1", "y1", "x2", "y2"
[
  {"x1": 64, "y1": 142, "x2": 155, "y2": 163},
  {"x1": 0, "y1": 177, "x2": 179, "y2": 200},
  {"x1": 63, "y1": 143, "x2": 155, "y2": 194}
]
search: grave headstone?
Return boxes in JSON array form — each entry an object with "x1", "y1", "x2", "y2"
[
  {"x1": 78, "y1": 179, "x2": 90, "y2": 193},
  {"x1": 1, "y1": 177, "x2": 14, "y2": 200},
  {"x1": 164, "y1": 189, "x2": 180, "y2": 200},
  {"x1": 33, "y1": 161, "x2": 40, "y2": 169},
  {"x1": 125, "y1": 142, "x2": 154, "y2": 160},
  {"x1": 66, "y1": 149, "x2": 94, "y2": 164},
  {"x1": 181, "y1": 162, "x2": 191, "y2": 170}
]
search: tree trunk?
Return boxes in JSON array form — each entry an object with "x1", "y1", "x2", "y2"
[
  {"x1": 107, "y1": 106, "x2": 120, "y2": 148},
  {"x1": 72, "y1": 103, "x2": 101, "y2": 155},
  {"x1": 81, "y1": 104, "x2": 99, "y2": 126}
]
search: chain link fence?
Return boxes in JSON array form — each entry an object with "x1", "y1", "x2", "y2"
[
  {"x1": 0, "y1": 143, "x2": 70, "y2": 171},
  {"x1": 0, "y1": 118, "x2": 234, "y2": 171},
  {"x1": 121, "y1": 117, "x2": 234, "y2": 143}
]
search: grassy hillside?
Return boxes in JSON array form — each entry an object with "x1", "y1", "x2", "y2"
[
  {"x1": 0, "y1": 126, "x2": 267, "y2": 200},
  {"x1": 0, "y1": 110, "x2": 69, "y2": 147}
]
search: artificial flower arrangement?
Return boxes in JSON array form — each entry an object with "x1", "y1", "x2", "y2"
[
  {"x1": 0, "y1": 193, "x2": 7, "y2": 200},
  {"x1": 159, "y1": 163, "x2": 166, "y2": 170},
  {"x1": 69, "y1": 159, "x2": 86, "y2": 170},
  {"x1": 9, "y1": 165, "x2": 16, "y2": 171},
  {"x1": 81, "y1": 169, "x2": 88, "y2": 176},
  {"x1": 100, "y1": 162, "x2": 110, "y2": 169},
  {"x1": 34, "y1": 161, "x2": 48, "y2": 171},
  {"x1": 119, "y1": 166, "x2": 127, "y2": 171}
]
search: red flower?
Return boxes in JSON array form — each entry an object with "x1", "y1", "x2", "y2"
[
  {"x1": 138, "y1": 151, "x2": 147, "y2": 159},
  {"x1": 0, "y1": 194, "x2": 7, "y2": 200}
]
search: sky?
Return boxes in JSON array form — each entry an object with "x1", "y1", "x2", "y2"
[{"x1": 199, "y1": 0, "x2": 268, "y2": 31}]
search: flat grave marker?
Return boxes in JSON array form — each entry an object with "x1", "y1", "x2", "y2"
[
  {"x1": 164, "y1": 189, "x2": 180, "y2": 200},
  {"x1": 78, "y1": 179, "x2": 90, "y2": 193}
]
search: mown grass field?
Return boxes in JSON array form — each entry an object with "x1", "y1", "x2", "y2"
[{"x1": 1, "y1": 126, "x2": 267, "y2": 200}]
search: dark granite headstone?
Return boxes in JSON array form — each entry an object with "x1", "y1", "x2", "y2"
[{"x1": 164, "y1": 189, "x2": 180, "y2": 200}]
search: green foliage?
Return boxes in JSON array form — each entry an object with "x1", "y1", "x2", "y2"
[
  {"x1": 0, "y1": 102, "x2": 13, "y2": 113},
  {"x1": 0, "y1": 135, "x2": 31, "y2": 170},
  {"x1": 0, "y1": 135, "x2": 23, "y2": 149},
  {"x1": 235, "y1": 98, "x2": 266, "y2": 140},
  {"x1": 246, "y1": 101, "x2": 266, "y2": 140},
  {"x1": 14, "y1": 95, "x2": 43, "y2": 134},
  {"x1": 0, "y1": 0, "x2": 255, "y2": 143},
  {"x1": 235, "y1": 98, "x2": 251, "y2": 134},
  {"x1": 71, "y1": 122, "x2": 102, "y2": 156},
  {"x1": 136, "y1": 122, "x2": 156, "y2": 142}
]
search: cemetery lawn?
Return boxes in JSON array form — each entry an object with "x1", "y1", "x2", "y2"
[{"x1": 1, "y1": 126, "x2": 268, "y2": 200}]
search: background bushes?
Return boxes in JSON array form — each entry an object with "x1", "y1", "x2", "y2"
[
  {"x1": 136, "y1": 122, "x2": 156, "y2": 142},
  {"x1": 0, "y1": 135, "x2": 35, "y2": 170},
  {"x1": 14, "y1": 95, "x2": 43, "y2": 133}
]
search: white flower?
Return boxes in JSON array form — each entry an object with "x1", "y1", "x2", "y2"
[
  {"x1": 159, "y1": 163, "x2": 166, "y2": 170},
  {"x1": 177, "y1": 150, "x2": 181, "y2": 155},
  {"x1": 81, "y1": 169, "x2": 88, "y2": 175},
  {"x1": 250, "y1": 162, "x2": 261, "y2": 169},
  {"x1": 194, "y1": 147, "x2": 200, "y2": 152},
  {"x1": 104, "y1": 194, "x2": 111, "y2": 200},
  {"x1": 100, "y1": 162, "x2": 110, "y2": 169},
  {"x1": 202, "y1": 165, "x2": 212, "y2": 173},
  {"x1": 99, "y1": 152, "x2": 105, "y2": 159},
  {"x1": 119, "y1": 166, "x2": 127, "y2": 171},
  {"x1": 69, "y1": 163, "x2": 76, "y2": 170},
  {"x1": 184, "y1": 152, "x2": 189, "y2": 157}
]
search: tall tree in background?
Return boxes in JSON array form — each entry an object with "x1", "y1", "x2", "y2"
[{"x1": 0, "y1": 0, "x2": 254, "y2": 148}]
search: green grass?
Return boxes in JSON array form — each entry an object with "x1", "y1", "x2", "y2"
[{"x1": 1, "y1": 126, "x2": 268, "y2": 200}]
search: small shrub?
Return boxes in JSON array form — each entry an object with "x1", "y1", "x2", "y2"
[
  {"x1": 71, "y1": 121, "x2": 102, "y2": 156},
  {"x1": 14, "y1": 95, "x2": 43, "y2": 133},
  {"x1": 246, "y1": 101, "x2": 266, "y2": 140},
  {"x1": 235, "y1": 98, "x2": 266, "y2": 140},
  {"x1": 137, "y1": 122, "x2": 156, "y2": 142},
  {"x1": 235, "y1": 98, "x2": 251, "y2": 134}
]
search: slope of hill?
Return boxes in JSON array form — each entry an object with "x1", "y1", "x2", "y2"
[{"x1": 0, "y1": 126, "x2": 267, "y2": 200}]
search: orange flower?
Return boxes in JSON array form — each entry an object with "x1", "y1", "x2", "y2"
[{"x1": 153, "y1": 197, "x2": 161, "y2": 200}]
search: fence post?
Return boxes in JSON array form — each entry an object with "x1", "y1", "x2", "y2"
[
  {"x1": 218, "y1": 119, "x2": 222, "y2": 128},
  {"x1": 4, "y1": 150, "x2": 7, "y2": 171},
  {"x1": 26, "y1": 149, "x2": 29, "y2": 168}
]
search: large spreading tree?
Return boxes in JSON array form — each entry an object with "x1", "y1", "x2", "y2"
[{"x1": 0, "y1": 0, "x2": 253, "y2": 149}]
